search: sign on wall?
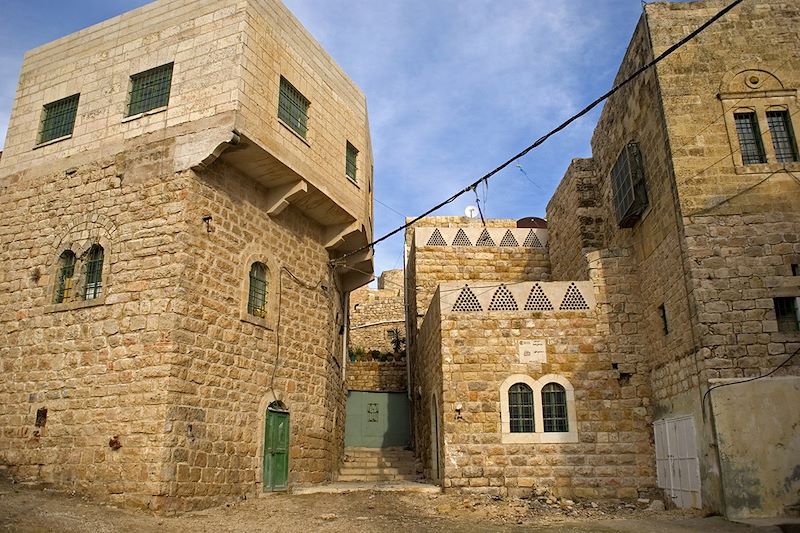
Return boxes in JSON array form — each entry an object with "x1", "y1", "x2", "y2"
[{"x1": 518, "y1": 339, "x2": 547, "y2": 364}]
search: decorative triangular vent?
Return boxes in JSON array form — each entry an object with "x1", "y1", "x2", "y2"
[
  {"x1": 524, "y1": 283, "x2": 554, "y2": 311},
  {"x1": 523, "y1": 230, "x2": 543, "y2": 248},
  {"x1": 452, "y1": 228, "x2": 472, "y2": 246},
  {"x1": 559, "y1": 282, "x2": 589, "y2": 310},
  {"x1": 451, "y1": 285, "x2": 483, "y2": 311},
  {"x1": 499, "y1": 230, "x2": 519, "y2": 247},
  {"x1": 475, "y1": 229, "x2": 496, "y2": 246},
  {"x1": 488, "y1": 284, "x2": 518, "y2": 311},
  {"x1": 426, "y1": 229, "x2": 446, "y2": 246}
]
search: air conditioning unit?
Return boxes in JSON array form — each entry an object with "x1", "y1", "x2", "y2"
[{"x1": 610, "y1": 142, "x2": 648, "y2": 228}]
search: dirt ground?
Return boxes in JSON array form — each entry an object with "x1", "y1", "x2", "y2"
[{"x1": 0, "y1": 479, "x2": 765, "y2": 533}]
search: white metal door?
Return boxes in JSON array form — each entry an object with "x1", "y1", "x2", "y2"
[{"x1": 654, "y1": 416, "x2": 701, "y2": 508}]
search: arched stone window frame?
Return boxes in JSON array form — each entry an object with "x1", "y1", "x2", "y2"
[
  {"x1": 500, "y1": 373, "x2": 578, "y2": 444},
  {"x1": 240, "y1": 248, "x2": 277, "y2": 329},
  {"x1": 46, "y1": 217, "x2": 114, "y2": 312}
]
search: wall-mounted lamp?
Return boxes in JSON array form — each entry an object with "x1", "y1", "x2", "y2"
[
  {"x1": 454, "y1": 402, "x2": 463, "y2": 420},
  {"x1": 202, "y1": 215, "x2": 213, "y2": 233}
]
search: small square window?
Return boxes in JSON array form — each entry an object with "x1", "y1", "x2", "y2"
[
  {"x1": 734, "y1": 112, "x2": 766, "y2": 164},
  {"x1": 39, "y1": 94, "x2": 79, "y2": 144},
  {"x1": 346, "y1": 142, "x2": 358, "y2": 182},
  {"x1": 278, "y1": 77, "x2": 309, "y2": 139},
  {"x1": 792, "y1": 264, "x2": 799, "y2": 277},
  {"x1": 766, "y1": 110, "x2": 798, "y2": 163},
  {"x1": 774, "y1": 297, "x2": 799, "y2": 333},
  {"x1": 128, "y1": 63, "x2": 173, "y2": 116}
]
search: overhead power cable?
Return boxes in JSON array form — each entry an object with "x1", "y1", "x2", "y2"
[{"x1": 331, "y1": 0, "x2": 745, "y2": 266}]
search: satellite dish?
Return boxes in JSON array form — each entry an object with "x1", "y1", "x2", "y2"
[{"x1": 465, "y1": 205, "x2": 478, "y2": 218}]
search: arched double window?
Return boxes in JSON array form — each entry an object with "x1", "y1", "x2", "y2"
[
  {"x1": 53, "y1": 244, "x2": 105, "y2": 304},
  {"x1": 500, "y1": 374, "x2": 577, "y2": 443},
  {"x1": 247, "y1": 262, "x2": 269, "y2": 318}
]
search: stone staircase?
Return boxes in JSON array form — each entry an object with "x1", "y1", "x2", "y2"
[{"x1": 337, "y1": 447, "x2": 423, "y2": 482}]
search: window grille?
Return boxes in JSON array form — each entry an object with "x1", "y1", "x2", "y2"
[
  {"x1": 559, "y1": 282, "x2": 589, "y2": 310},
  {"x1": 39, "y1": 94, "x2": 79, "y2": 144},
  {"x1": 278, "y1": 77, "x2": 309, "y2": 138},
  {"x1": 488, "y1": 284, "x2": 518, "y2": 311},
  {"x1": 509, "y1": 383, "x2": 534, "y2": 433},
  {"x1": 734, "y1": 112, "x2": 766, "y2": 164},
  {"x1": 451, "y1": 285, "x2": 482, "y2": 312},
  {"x1": 83, "y1": 245, "x2": 104, "y2": 300},
  {"x1": 128, "y1": 63, "x2": 173, "y2": 116},
  {"x1": 54, "y1": 250, "x2": 76, "y2": 303},
  {"x1": 248, "y1": 262, "x2": 269, "y2": 318},
  {"x1": 499, "y1": 230, "x2": 519, "y2": 247},
  {"x1": 476, "y1": 229, "x2": 495, "y2": 246},
  {"x1": 766, "y1": 110, "x2": 798, "y2": 163},
  {"x1": 523, "y1": 230, "x2": 543, "y2": 248},
  {"x1": 345, "y1": 142, "x2": 358, "y2": 182},
  {"x1": 774, "y1": 297, "x2": 799, "y2": 333},
  {"x1": 610, "y1": 142, "x2": 648, "y2": 228},
  {"x1": 542, "y1": 383, "x2": 568, "y2": 432},
  {"x1": 658, "y1": 304, "x2": 669, "y2": 335},
  {"x1": 426, "y1": 229, "x2": 446, "y2": 246},
  {"x1": 524, "y1": 283, "x2": 553, "y2": 311},
  {"x1": 452, "y1": 228, "x2": 472, "y2": 246}
]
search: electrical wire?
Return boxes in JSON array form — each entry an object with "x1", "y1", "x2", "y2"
[
  {"x1": 701, "y1": 346, "x2": 800, "y2": 409},
  {"x1": 330, "y1": 0, "x2": 745, "y2": 267}
]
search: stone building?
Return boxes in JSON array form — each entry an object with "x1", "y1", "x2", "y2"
[
  {"x1": 407, "y1": 0, "x2": 799, "y2": 520},
  {"x1": 0, "y1": 0, "x2": 373, "y2": 512}
]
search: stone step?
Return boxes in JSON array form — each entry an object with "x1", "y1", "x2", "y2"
[
  {"x1": 342, "y1": 457, "x2": 416, "y2": 466},
  {"x1": 337, "y1": 473, "x2": 423, "y2": 482},
  {"x1": 338, "y1": 447, "x2": 422, "y2": 483},
  {"x1": 339, "y1": 466, "x2": 417, "y2": 476}
]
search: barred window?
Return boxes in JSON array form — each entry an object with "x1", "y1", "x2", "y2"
[
  {"x1": 542, "y1": 383, "x2": 568, "y2": 432},
  {"x1": 128, "y1": 63, "x2": 173, "y2": 116},
  {"x1": 774, "y1": 297, "x2": 799, "y2": 333},
  {"x1": 766, "y1": 110, "x2": 798, "y2": 163},
  {"x1": 248, "y1": 262, "x2": 268, "y2": 318},
  {"x1": 39, "y1": 94, "x2": 79, "y2": 144},
  {"x1": 508, "y1": 383, "x2": 534, "y2": 433},
  {"x1": 278, "y1": 77, "x2": 309, "y2": 139},
  {"x1": 734, "y1": 112, "x2": 766, "y2": 164},
  {"x1": 54, "y1": 251, "x2": 77, "y2": 303},
  {"x1": 610, "y1": 143, "x2": 648, "y2": 228},
  {"x1": 83, "y1": 245, "x2": 104, "y2": 300},
  {"x1": 346, "y1": 142, "x2": 358, "y2": 182}
]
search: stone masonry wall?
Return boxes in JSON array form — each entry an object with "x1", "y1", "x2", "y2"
[
  {"x1": 0, "y1": 152, "x2": 189, "y2": 509},
  {"x1": 346, "y1": 360, "x2": 407, "y2": 393},
  {"x1": 546, "y1": 158, "x2": 604, "y2": 281},
  {"x1": 349, "y1": 269, "x2": 405, "y2": 355}
]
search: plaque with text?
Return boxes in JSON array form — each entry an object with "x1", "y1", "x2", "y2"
[{"x1": 518, "y1": 339, "x2": 547, "y2": 364}]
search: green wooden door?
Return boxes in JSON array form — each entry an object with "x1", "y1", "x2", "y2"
[
  {"x1": 344, "y1": 392, "x2": 410, "y2": 448},
  {"x1": 263, "y1": 408, "x2": 289, "y2": 491}
]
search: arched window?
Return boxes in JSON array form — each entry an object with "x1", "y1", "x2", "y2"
[
  {"x1": 508, "y1": 383, "x2": 534, "y2": 433},
  {"x1": 83, "y1": 244, "x2": 104, "y2": 300},
  {"x1": 248, "y1": 262, "x2": 268, "y2": 318},
  {"x1": 54, "y1": 250, "x2": 76, "y2": 303},
  {"x1": 542, "y1": 383, "x2": 568, "y2": 432}
]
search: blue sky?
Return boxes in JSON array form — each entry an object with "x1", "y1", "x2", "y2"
[{"x1": 0, "y1": 1, "x2": 652, "y2": 281}]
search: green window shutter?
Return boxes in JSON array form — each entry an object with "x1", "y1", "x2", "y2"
[
  {"x1": 128, "y1": 63, "x2": 173, "y2": 116},
  {"x1": 278, "y1": 77, "x2": 309, "y2": 138},
  {"x1": 345, "y1": 142, "x2": 358, "y2": 182},
  {"x1": 39, "y1": 94, "x2": 80, "y2": 144}
]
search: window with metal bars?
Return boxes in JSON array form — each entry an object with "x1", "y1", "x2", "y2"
[
  {"x1": 39, "y1": 94, "x2": 79, "y2": 144},
  {"x1": 734, "y1": 112, "x2": 766, "y2": 164},
  {"x1": 83, "y1": 245, "x2": 104, "y2": 300},
  {"x1": 346, "y1": 142, "x2": 358, "y2": 182},
  {"x1": 127, "y1": 63, "x2": 173, "y2": 116},
  {"x1": 247, "y1": 262, "x2": 268, "y2": 318},
  {"x1": 508, "y1": 383, "x2": 534, "y2": 433},
  {"x1": 766, "y1": 110, "x2": 798, "y2": 163},
  {"x1": 610, "y1": 143, "x2": 648, "y2": 228},
  {"x1": 278, "y1": 77, "x2": 309, "y2": 139},
  {"x1": 54, "y1": 250, "x2": 77, "y2": 303},
  {"x1": 542, "y1": 383, "x2": 568, "y2": 432},
  {"x1": 774, "y1": 297, "x2": 799, "y2": 333}
]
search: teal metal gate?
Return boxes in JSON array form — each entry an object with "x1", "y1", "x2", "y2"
[{"x1": 344, "y1": 391, "x2": 410, "y2": 448}]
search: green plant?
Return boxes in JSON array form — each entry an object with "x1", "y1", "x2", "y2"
[{"x1": 387, "y1": 328, "x2": 406, "y2": 354}]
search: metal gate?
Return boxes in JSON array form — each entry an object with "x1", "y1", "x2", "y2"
[
  {"x1": 263, "y1": 404, "x2": 289, "y2": 491},
  {"x1": 344, "y1": 391, "x2": 410, "y2": 448},
  {"x1": 654, "y1": 416, "x2": 701, "y2": 508}
]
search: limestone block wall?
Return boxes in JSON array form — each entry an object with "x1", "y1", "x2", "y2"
[
  {"x1": 349, "y1": 270, "x2": 405, "y2": 355},
  {"x1": 346, "y1": 360, "x2": 407, "y2": 393},
  {"x1": 0, "y1": 155, "x2": 190, "y2": 509},
  {"x1": 546, "y1": 158, "x2": 604, "y2": 281}
]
